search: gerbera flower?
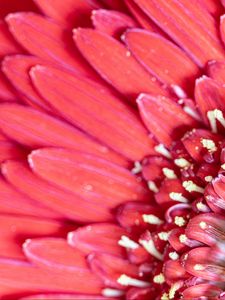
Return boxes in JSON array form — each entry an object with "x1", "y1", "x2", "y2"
[{"x1": 1, "y1": 0, "x2": 225, "y2": 299}]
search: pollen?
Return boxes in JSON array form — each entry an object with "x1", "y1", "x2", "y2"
[
  {"x1": 207, "y1": 109, "x2": 225, "y2": 133},
  {"x1": 199, "y1": 221, "x2": 207, "y2": 229},
  {"x1": 139, "y1": 239, "x2": 163, "y2": 261},
  {"x1": 143, "y1": 214, "x2": 164, "y2": 225},
  {"x1": 169, "y1": 192, "x2": 188, "y2": 203},
  {"x1": 175, "y1": 216, "x2": 186, "y2": 227},
  {"x1": 147, "y1": 181, "x2": 159, "y2": 193},
  {"x1": 182, "y1": 180, "x2": 204, "y2": 193},
  {"x1": 161, "y1": 293, "x2": 169, "y2": 300},
  {"x1": 204, "y1": 176, "x2": 213, "y2": 182},
  {"x1": 117, "y1": 274, "x2": 150, "y2": 288},
  {"x1": 196, "y1": 202, "x2": 209, "y2": 212},
  {"x1": 162, "y1": 168, "x2": 177, "y2": 179},
  {"x1": 155, "y1": 144, "x2": 172, "y2": 159},
  {"x1": 153, "y1": 273, "x2": 165, "y2": 284},
  {"x1": 169, "y1": 251, "x2": 179, "y2": 260},
  {"x1": 118, "y1": 235, "x2": 139, "y2": 249},
  {"x1": 174, "y1": 158, "x2": 191, "y2": 168},
  {"x1": 201, "y1": 138, "x2": 217, "y2": 152},
  {"x1": 179, "y1": 234, "x2": 188, "y2": 243},
  {"x1": 131, "y1": 161, "x2": 142, "y2": 174},
  {"x1": 158, "y1": 231, "x2": 170, "y2": 241},
  {"x1": 194, "y1": 264, "x2": 205, "y2": 271}
]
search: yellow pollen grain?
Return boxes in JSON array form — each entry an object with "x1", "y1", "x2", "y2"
[
  {"x1": 162, "y1": 168, "x2": 177, "y2": 179},
  {"x1": 194, "y1": 264, "x2": 205, "y2": 271},
  {"x1": 153, "y1": 273, "x2": 165, "y2": 284},
  {"x1": 175, "y1": 216, "x2": 186, "y2": 227},
  {"x1": 179, "y1": 234, "x2": 188, "y2": 243},
  {"x1": 199, "y1": 221, "x2": 207, "y2": 229},
  {"x1": 174, "y1": 158, "x2": 191, "y2": 168},
  {"x1": 201, "y1": 139, "x2": 217, "y2": 152}
]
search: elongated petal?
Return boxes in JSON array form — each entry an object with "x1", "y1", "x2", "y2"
[
  {"x1": 0, "y1": 21, "x2": 22, "y2": 57},
  {"x1": 0, "y1": 258, "x2": 102, "y2": 293},
  {"x1": 195, "y1": 76, "x2": 225, "y2": 125},
  {"x1": 30, "y1": 65, "x2": 155, "y2": 160},
  {"x1": 186, "y1": 213, "x2": 225, "y2": 246},
  {"x1": 2, "y1": 160, "x2": 113, "y2": 222},
  {"x1": 133, "y1": 0, "x2": 225, "y2": 66},
  {"x1": 0, "y1": 103, "x2": 127, "y2": 166},
  {"x1": 73, "y1": 28, "x2": 169, "y2": 99},
  {"x1": 33, "y1": 0, "x2": 100, "y2": 28},
  {"x1": 220, "y1": 15, "x2": 225, "y2": 46},
  {"x1": 182, "y1": 284, "x2": 222, "y2": 300},
  {"x1": 124, "y1": 29, "x2": 199, "y2": 92},
  {"x1": 29, "y1": 148, "x2": 150, "y2": 205},
  {"x1": 0, "y1": 215, "x2": 69, "y2": 259},
  {"x1": 68, "y1": 224, "x2": 126, "y2": 257},
  {"x1": 2, "y1": 55, "x2": 52, "y2": 110},
  {"x1": 21, "y1": 295, "x2": 112, "y2": 300},
  {"x1": 88, "y1": 253, "x2": 140, "y2": 289},
  {"x1": 5, "y1": 12, "x2": 96, "y2": 77},
  {"x1": 198, "y1": 0, "x2": 223, "y2": 16},
  {"x1": 0, "y1": 71, "x2": 18, "y2": 102},
  {"x1": 92, "y1": 9, "x2": 136, "y2": 38},
  {"x1": 0, "y1": 141, "x2": 25, "y2": 162},
  {"x1": 137, "y1": 94, "x2": 197, "y2": 147},
  {"x1": 207, "y1": 60, "x2": 225, "y2": 84}
]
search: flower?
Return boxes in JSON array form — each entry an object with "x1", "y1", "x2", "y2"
[{"x1": 0, "y1": 0, "x2": 225, "y2": 299}]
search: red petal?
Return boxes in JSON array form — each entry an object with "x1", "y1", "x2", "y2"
[
  {"x1": 30, "y1": 65, "x2": 155, "y2": 161},
  {"x1": 33, "y1": 0, "x2": 100, "y2": 28},
  {"x1": 5, "y1": 13, "x2": 96, "y2": 77},
  {"x1": 0, "y1": 103, "x2": 127, "y2": 166},
  {"x1": 88, "y1": 253, "x2": 140, "y2": 289},
  {"x1": 182, "y1": 283, "x2": 222, "y2": 300},
  {"x1": 68, "y1": 224, "x2": 126, "y2": 257},
  {"x1": 207, "y1": 60, "x2": 225, "y2": 85},
  {"x1": 0, "y1": 258, "x2": 102, "y2": 294},
  {"x1": 137, "y1": 94, "x2": 197, "y2": 147},
  {"x1": 198, "y1": 0, "x2": 223, "y2": 16},
  {"x1": 2, "y1": 55, "x2": 52, "y2": 111},
  {"x1": 29, "y1": 148, "x2": 150, "y2": 205},
  {"x1": 194, "y1": 76, "x2": 225, "y2": 125},
  {"x1": 100, "y1": 0, "x2": 128, "y2": 11},
  {"x1": 0, "y1": 0, "x2": 38, "y2": 17},
  {"x1": 124, "y1": 0, "x2": 165, "y2": 33},
  {"x1": 0, "y1": 141, "x2": 25, "y2": 163},
  {"x1": 73, "y1": 28, "x2": 169, "y2": 99},
  {"x1": 0, "y1": 20, "x2": 22, "y2": 57},
  {"x1": 133, "y1": 0, "x2": 225, "y2": 67},
  {"x1": 0, "y1": 215, "x2": 69, "y2": 260},
  {"x1": 92, "y1": 9, "x2": 137, "y2": 38},
  {"x1": 21, "y1": 295, "x2": 112, "y2": 300},
  {"x1": 2, "y1": 160, "x2": 113, "y2": 223},
  {"x1": 210, "y1": 174, "x2": 225, "y2": 213},
  {"x1": 0, "y1": 71, "x2": 18, "y2": 102},
  {"x1": 186, "y1": 213, "x2": 225, "y2": 246},
  {"x1": 124, "y1": 29, "x2": 199, "y2": 92},
  {"x1": 163, "y1": 259, "x2": 189, "y2": 285}
]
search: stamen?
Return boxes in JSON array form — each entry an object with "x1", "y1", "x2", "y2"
[
  {"x1": 169, "y1": 251, "x2": 179, "y2": 260},
  {"x1": 131, "y1": 161, "x2": 142, "y2": 174},
  {"x1": 147, "y1": 181, "x2": 159, "y2": 193},
  {"x1": 221, "y1": 164, "x2": 225, "y2": 170},
  {"x1": 153, "y1": 273, "x2": 165, "y2": 284},
  {"x1": 102, "y1": 288, "x2": 124, "y2": 297},
  {"x1": 207, "y1": 109, "x2": 225, "y2": 133},
  {"x1": 169, "y1": 282, "x2": 182, "y2": 299},
  {"x1": 201, "y1": 138, "x2": 217, "y2": 152},
  {"x1": 174, "y1": 158, "x2": 191, "y2": 168},
  {"x1": 158, "y1": 231, "x2": 169, "y2": 241},
  {"x1": 118, "y1": 235, "x2": 139, "y2": 250},
  {"x1": 174, "y1": 216, "x2": 186, "y2": 227},
  {"x1": 199, "y1": 221, "x2": 207, "y2": 229},
  {"x1": 182, "y1": 180, "x2": 204, "y2": 193},
  {"x1": 162, "y1": 168, "x2": 177, "y2": 179},
  {"x1": 196, "y1": 202, "x2": 209, "y2": 212},
  {"x1": 155, "y1": 144, "x2": 172, "y2": 159},
  {"x1": 143, "y1": 214, "x2": 164, "y2": 225},
  {"x1": 139, "y1": 239, "x2": 163, "y2": 261},
  {"x1": 169, "y1": 192, "x2": 188, "y2": 203},
  {"x1": 183, "y1": 105, "x2": 201, "y2": 120},
  {"x1": 161, "y1": 293, "x2": 169, "y2": 300},
  {"x1": 204, "y1": 176, "x2": 213, "y2": 182},
  {"x1": 117, "y1": 274, "x2": 150, "y2": 287},
  {"x1": 194, "y1": 264, "x2": 205, "y2": 271}
]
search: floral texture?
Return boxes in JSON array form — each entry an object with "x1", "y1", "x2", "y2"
[{"x1": 1, "y1": 0, "x2": 225, "y2": 299}]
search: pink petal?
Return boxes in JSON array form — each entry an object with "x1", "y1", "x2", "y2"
[
  {"x1": 100, "y1": 0, "x2": 128, "y2": 11},
  {"x1": 29, "y1": 148, "x2": 150, "y2": 205},
  {"x1": 137, "y1": 94, "x2": 197, "y2": 147},
  {"x1": 0, "y1": 215, "x2": 70, "y2": 259},
  {"x1": 0, "y1": 71, "x2": 18, "y2": 102},
  {"x1": 0, "y1": 103, "x2": 128, "y2": 166},
  {"x1": 2, "y1": 160, "x2": 113, "y2": 223},
  {"x1": 0, "y1": 257, "x2": 102, "y2": 294},
  {"x1": 73, "y1": 28, "x2": 169, "y2": 99},
  {"x1": 198, "y1": 0, "x2": 223, "y2": 16},
  {"x1": 92, "y1": 9, "x2": 137, "y2": 38},
  {"x1": 195, "y1": 76, "x2": 225, "y2": 125},
  {"x1": 207, "y1": 60, "x2": 225, "y2": 85},
  {"x1": 5, "y1": 12, "x2": 96, "y2": 77},
  {"x1": 30, "y1": 65, "x2": 155, "y2": 161},
  {"x1": 68, "y1": 224, "x2": 126, "y2": 257},
  {"x1": 124, "y1": 29, "x2": 200, "y2": 92},
  {"x1": 133, "y1": 0, "x2": 225, "y2": 67},
  {"x1": 0, "y1": 141, "x2": 25, "y2": 163},
  {"x1": 0, "y1": 20, "x2": 22, "y2": 57},
  {"x1": 21, "y1": 294, "x2": 112, "y2": 300},
  {"x1": 33, "y1": 0, "x2": 100, "y2": 28},
  {"x1": 182, "y1": 283, "x2": 222, "y2": 300}
]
